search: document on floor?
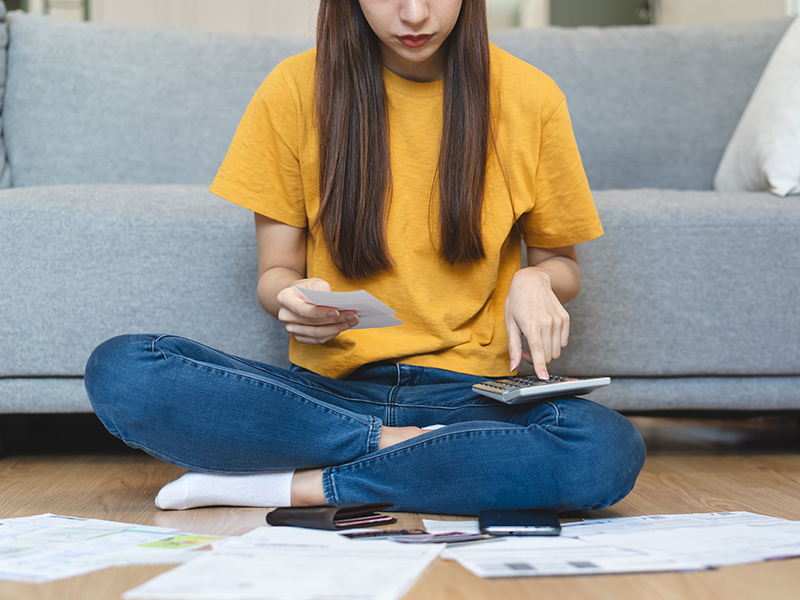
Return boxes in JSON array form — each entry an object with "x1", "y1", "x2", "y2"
[
  {"x1": 442, "y1": 532, "x2": 699, "y2": 578},
  {"x1": 561, "y1": 511, "x2": 800, "y2": 568},
  {"x1": 0, "y1": 514, "x2": 222, "y2": 584},
  {"x1": 124, "y1": 524, "x2": 441, "y2": 600},
  {"x1": 296, "y1": 288, "x2": 403, "y2": 329},
  {"x1": 438, "y1": 511, "x2": 800, "y2": 578}
]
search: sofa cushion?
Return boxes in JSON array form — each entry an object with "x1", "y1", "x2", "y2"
[
  {"x1": 0, "y1": 379, "x2": 92, "y2": 413},
  {"x1": 0, "y1": 3, "x2": 11, "y2": 189},
  {"x1": 5, "y1": 186, "x2": 796, "y2": 382},
  {"x1": 492, "y1": 18, "x2": 792, "y2": 191},
  {"x1": 3, "y1": 12, "x2": 312, "y2": 187},
  {"x1": 551, "y1": 189, "x2": 800, "y2": 378},
  {"x1": 714, "y1": 17, "x2": 800, "y2": 197},
  {"x1": 0, "y1": 185, "x2": 290, "y2": 378},
  {"x1": 590, "y1": 376, "x2": 800, "y2": 412}
]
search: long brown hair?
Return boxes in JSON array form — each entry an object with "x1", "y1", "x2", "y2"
[{"x1": 315, "y1": 0, "x2": 491, "y2": 280}]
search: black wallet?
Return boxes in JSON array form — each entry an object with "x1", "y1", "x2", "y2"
[{"x1": 266, "y1": 502, "x2": 396, "y2": 530}]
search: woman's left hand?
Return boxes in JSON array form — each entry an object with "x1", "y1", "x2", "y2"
[{"x1": 505, "y1": 266, "x2": 571, "y2": 380}]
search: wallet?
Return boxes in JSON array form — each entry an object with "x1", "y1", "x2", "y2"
[{"x1": 266, "y1": 502, "x2": 396, "y2": 531}]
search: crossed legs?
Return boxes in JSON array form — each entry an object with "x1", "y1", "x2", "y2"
[{"x1": 85, "y1": 334, "x2": 645, "y2": 515}]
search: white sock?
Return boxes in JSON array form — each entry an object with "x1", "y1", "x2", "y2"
[{"x1": 155, "y1": 470, "x2": 295, "y2": 510}]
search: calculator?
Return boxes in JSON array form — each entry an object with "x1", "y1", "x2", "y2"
[{"x1": 472, "y1": 375, "x2": 610, "y2": 404}]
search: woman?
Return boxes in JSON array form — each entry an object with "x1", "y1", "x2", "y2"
[{"x1": 85, "y1": 0, "x2": 645, "y2": 516}]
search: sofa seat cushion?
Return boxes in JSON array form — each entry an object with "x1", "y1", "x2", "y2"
[
  {"x1": 552, "y1": 189, "x2": 800, "y2": 378},
  {"x1": 591, "y1": 376, "x2": 800, "y2": 412},
  {"x1": 0, "y1": 184, "x2": 290, "y2": 378},
  {"x1": 4, "y1": 186, "x2": 797, "y2": 382},
  {"x1": 0, "y1": 379, "x2": 92, "y2": 413}
]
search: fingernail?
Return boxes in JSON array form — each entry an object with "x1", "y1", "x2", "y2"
[{"x1": 328, "y1": 309, "x2": 340, "y2": 318}]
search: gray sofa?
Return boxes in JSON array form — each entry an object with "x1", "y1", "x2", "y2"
[{"x1": 1, "y1": 5, "x2": 797, "y2": 415}]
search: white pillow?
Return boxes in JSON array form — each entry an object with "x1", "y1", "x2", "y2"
[{"x1": 714, "y1": 17, "x2": 800, "y2": 197}]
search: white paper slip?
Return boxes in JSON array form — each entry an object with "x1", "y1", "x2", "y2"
[{"x1": 297, "y1": 288, "x2": 403, "y2": 329}]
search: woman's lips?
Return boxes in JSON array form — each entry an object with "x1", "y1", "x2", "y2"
[{"x1": 399, "y1": 34, "x2": 432, "y2": 48}]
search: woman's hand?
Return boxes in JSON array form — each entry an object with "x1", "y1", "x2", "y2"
[
  {"x1": 505, "y1": 246, "x2": 581, "y2": 379},
  {"x1": 254, "y1": 214, "x2": 357, "y2": 344},
  {"x1": 275, "y1": 278, "x2": 358, "y2": 344},
  {"x1": 505, "y1": 268, "x2": 570, "y2": 379}
]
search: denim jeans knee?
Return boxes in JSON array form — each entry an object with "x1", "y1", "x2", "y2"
[
  {"x1": 85, "y1": 334, "x2": 153, "y2": 441},
  {"x1": 548, "y1": 400, "x2": 646, "y2": 511}
]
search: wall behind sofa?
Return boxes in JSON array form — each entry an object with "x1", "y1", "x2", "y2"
[
  {"x1": 657, "y1": 0, "x2": 796, "y2": 25},
  {"x1": 23, "y1": 0, "x2": 320, "y2": 37},
  {"x1": 89, "y1": 0, "x2": 318, "y2": 37},
  {"x1": 82, "y1": 0, "x2": 541, "y2": 34},
  {"x1": 22, "y1": 0, "x2": 799, "y2": 33},
  {"x1": 89, "y1": 0, "x2": 796, "y2": 29}
]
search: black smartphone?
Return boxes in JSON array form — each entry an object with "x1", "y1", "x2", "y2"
[{"x1": 478, "y1": 509, "x2": 561, "y2": 536}]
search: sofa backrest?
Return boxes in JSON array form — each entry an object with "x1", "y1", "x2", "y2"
[
  {"x1": 2, "y1": 13, "x2": 792, "y2": 191},
  {"x1": 3, "y1": 12, "x2": 312, "y2": 188},
  {"x1": 492, "y1": 18, "x2": 793, "y2": 191}
]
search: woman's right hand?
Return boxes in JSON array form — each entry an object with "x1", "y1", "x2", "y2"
[
  {"x1": 254, "y1": 214, "x2": 358, "y2": 344},
  {"x1": 276, "y1": 278, "x2": 359, "y2": 344}
]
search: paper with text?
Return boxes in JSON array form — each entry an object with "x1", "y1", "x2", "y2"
[
  {"x1": 440, "y1": 511, "x2": 800, "y2": 578},
  {"x1": 0, "y1": 514, "x2": 222, "y2": 584},
  {"x1": 125, "y1": 525, "x2": 440, "y2": 600}
]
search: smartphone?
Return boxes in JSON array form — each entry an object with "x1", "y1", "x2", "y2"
[{"x1": 478, "y1": 509, "x2": 561, "y2": 536}]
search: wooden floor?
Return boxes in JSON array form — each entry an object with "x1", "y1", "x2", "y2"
[{"x1": 1, "y1": 414, "x2": 799, "y2": 600}]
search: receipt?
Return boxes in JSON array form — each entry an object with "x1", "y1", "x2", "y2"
[{"x1": 296, "y1": 288, "x2": 403, "y2": 329}]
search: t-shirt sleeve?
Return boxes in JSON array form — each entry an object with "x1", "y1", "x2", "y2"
[
  {"x1": 518, "y1": 98, "x2": 603, "y2": 248},
  {"x1": 209, "y1": 65, "x2": 308, "y2": 228}
]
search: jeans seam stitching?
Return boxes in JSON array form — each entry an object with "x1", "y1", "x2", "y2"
[
  {"x1": 385, "y1": 363, "x2": 401, "y2": 427},
  {"x1": 170, "y1": 355, "x2": 375, "y2": 425},
  {"x1": 387, "y1": 402, "x2": 496, "y2": 411},
  {"x1": 546, "y1": 401, "x2": 561, "y2": 428},
  {"x1": 152, "y1": 335, "x2": 376, "y2": 407},
  {"x1": 368, "y1": 417, "x2": 381, "y2": 454},
  {"x1": 323, "y1": 469, "x2": 338, "y2": 503},
  {"x1": 332, "y1": 427, "x2": 530, "y2": 472},
  {"x1": 152, "y1": 334, "x2": 364, "y2": 405},
  {"x1": 387, "y1": 385, "x2": 399, "y2": 427}
]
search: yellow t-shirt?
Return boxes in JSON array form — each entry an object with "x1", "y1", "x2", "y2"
[{"x1": 210, "y1": 44, "x2": 603, "y2": 379}]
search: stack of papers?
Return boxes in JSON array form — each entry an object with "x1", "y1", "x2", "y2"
[
  {"x1": 4, "y1": 511, "x2": 799, "y2": 596},
  {"x1": 124, "y1": 525, "x2": 441, "y2": 600},
  {"x1": 0, "y1": 514, "x2": 221, "y2": 584},
  {"x1": 430, "y1": 512, "x2": 800, "y2": 578},
  {"x1": 0, "y1": 515, "x2": 439, "y2": 600}
]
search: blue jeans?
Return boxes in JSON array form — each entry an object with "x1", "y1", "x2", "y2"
[{"x1": 85, "y1": 334, "x2": 645, "y2": 516}]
